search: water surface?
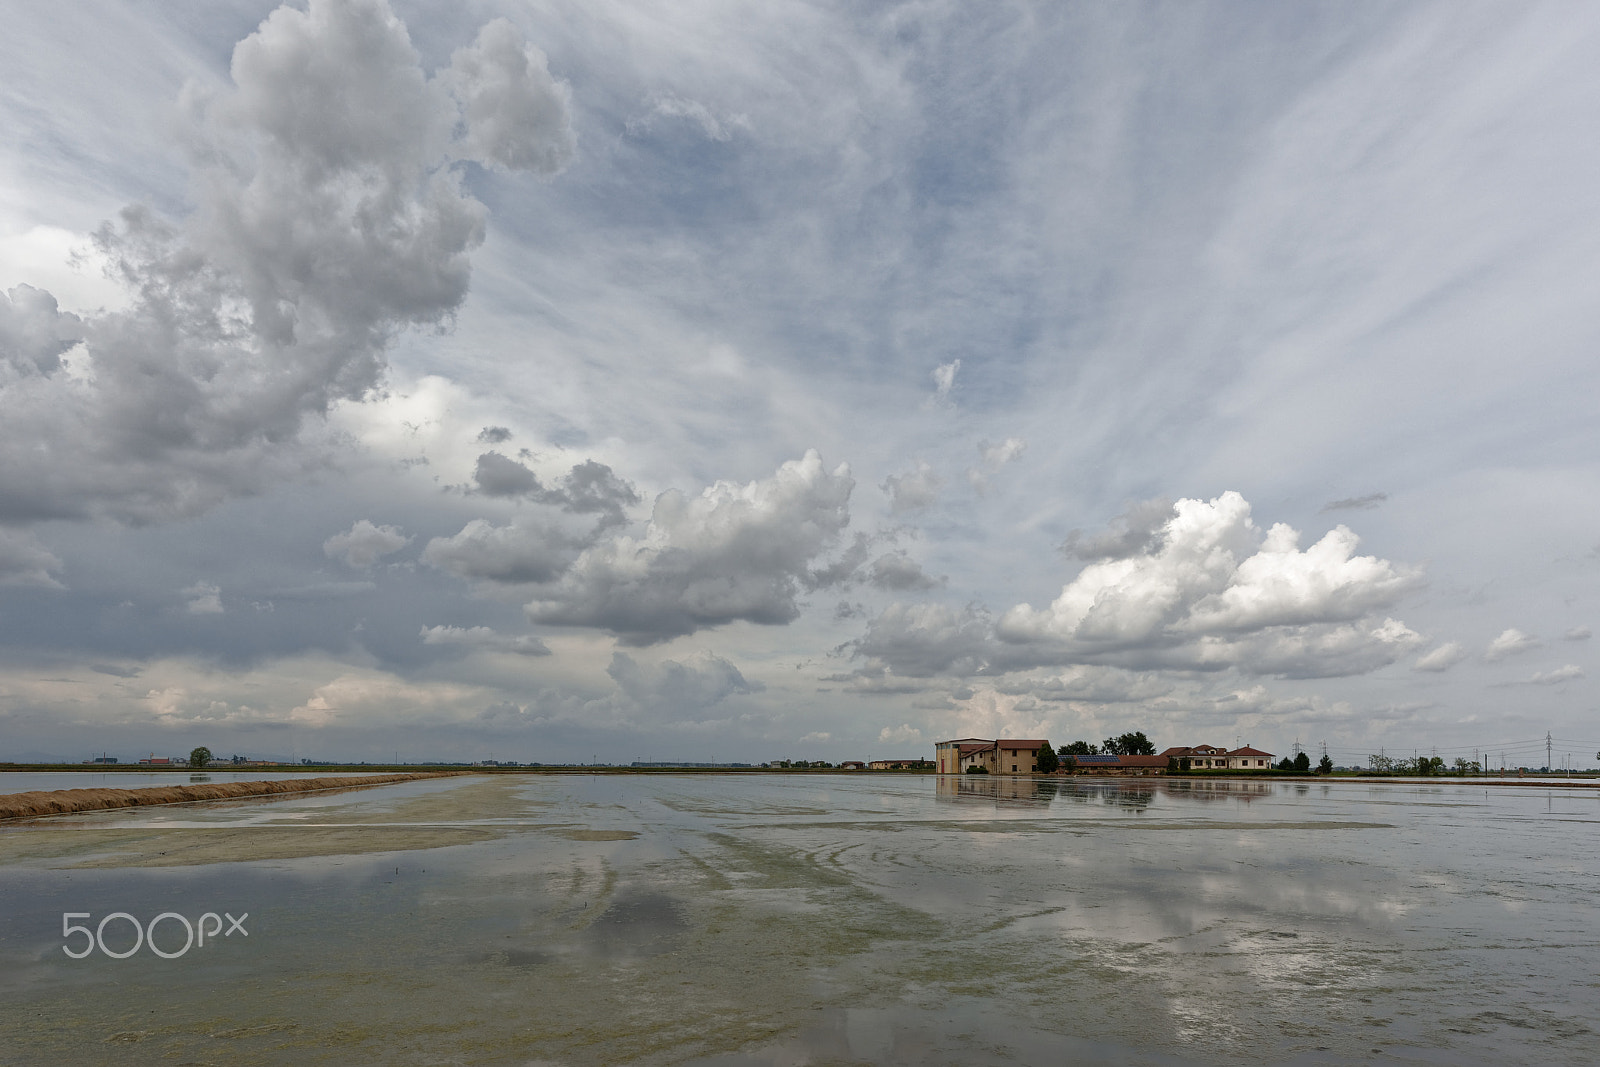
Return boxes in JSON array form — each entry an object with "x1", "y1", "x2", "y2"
[{"x1": 1, "y1": 773, "x2": 1594, "y2": 1065}]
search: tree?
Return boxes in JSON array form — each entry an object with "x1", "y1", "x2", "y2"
[
  {"x1": 1061, "y1": 740, "x2": 1098, "y2": 756},
  {"x1": 1318, "y1": 754, "x2": 1333, "y2": 775},
  {"x1": 1035, "y1": 743, "x2": 1060, "y2": 775},
  {"x1": 1060, "y1": 754, "x2": 1077, "y2": 774},
  {"x1": 1293, "y1": 752, "x2": 1311, "y2": 774},
  {"x1": 1167, "y1": 756, "x2": 1180, "y2": 774},
  {"x1": 1278, "y1": 757, "x2": 1293, "y2": 771},
  {"x1": 189, "y1": 746, "x2": 212, "y2": 769},
  {"x1": 965, "y1": 764, "x2": 989, "y2": 775},
  {"x1": 1102, "y1": 732, "x2": 1156, "y2": 756}
]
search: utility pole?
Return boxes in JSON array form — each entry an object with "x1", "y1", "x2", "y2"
[{"x1": 1547, "y1": 732, "x2": 1553, "y2": 773}]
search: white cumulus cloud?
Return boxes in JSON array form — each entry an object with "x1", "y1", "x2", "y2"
[{"x1": 1484, "y1": 628, "x2": 1539, "y2": 662}]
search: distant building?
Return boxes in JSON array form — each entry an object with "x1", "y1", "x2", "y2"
[
  {"x1": 137, "y1": 756, "x2": 174, "y2": 765},
  {"x1": 1066, "y1": 754, "x2": 1170, "y2": 776},
  {"x1": 934, "y1": 738, "x2": 1051, "y2": 775},
  {"x1": 839, "y1": 761, "x2": 866, "y2": 771},
  {"x1": 868, "y1": 758, "x2": 933, "y2": 770},
  {"x1": 1160, "y1": 745, "x2": 1275, "y2": 771}
]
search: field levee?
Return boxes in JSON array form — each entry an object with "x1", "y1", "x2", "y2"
[{"x1": 0, "y1": 772, "x2": 468, "y2": 820}]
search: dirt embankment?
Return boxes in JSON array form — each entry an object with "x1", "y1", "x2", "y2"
[{"x1": 0, "y1": 772, "x2": 468, "y2": 821}]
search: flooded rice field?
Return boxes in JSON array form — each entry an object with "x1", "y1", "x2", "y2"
[
  {"x1": 0, "y1": 770, "x2": 394, "y2": 795},
  {"x1": 0, "y1": 772, "x2": 1595, "y2": 1065}
]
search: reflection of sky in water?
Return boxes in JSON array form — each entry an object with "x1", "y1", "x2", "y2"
[{"x1": 1, "y1": 774, "x2": 1597, "y2": 1065}]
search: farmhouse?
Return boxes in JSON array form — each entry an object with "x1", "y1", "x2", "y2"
[
  {"x1": 1160, "y1": 745, "x2": 1276, "y2": 770},
  {"x1": 934, "y1": 738, "x2": 1051, "y2": 775}
]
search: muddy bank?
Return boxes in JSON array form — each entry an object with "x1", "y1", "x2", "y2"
[{"x1": 0, "y1": 772, "x2": 468, "y2": 820}]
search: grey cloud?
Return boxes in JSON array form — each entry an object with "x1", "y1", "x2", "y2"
[
  {"x1": 1321, "y1": 492, "x2": 1388, "y2": 513},
  {"x1": 474, "y1": 451, "x2": 541, "y2": 497},
  {"x1": 446, "y1": 18, "x2": 575, "y2": 174},
  {"x1": 849, "y1": 602, "x2": 998, "y2": 679},
  {"x1": 1061, "y1": 497, "x2": 1174, "y2": 561},
  {"x1": 0, "y1": 0, "x2": 572, "y2": 526},
  {"x1": 525, "y1": 451, "x2": 854, "y2": 645},
  {"x1": 472, "y1": 453, "x2": 639, "y2": 525},
  {"x1": 419, "y1": 624, "x2": 550, "y2": 656},
  {"x1": 1564, "y1": 625, "x2": 1591, "y2": 640},
  {"x1": 0, "y1": 284, "x2": 82, "y2": 379},
  {"x1": 182, "y1": 582, "x2": 223, "y2": 615},
  {"x1": 477, "y1": 426, "x2": 513, "y2": 444},
  {"x1": 323, "y1": 519, "x2": 411, "y2": 568},
  {"x1": 867, "y1": 552, "x2": 942, "y2": 591},
  {"x1": 0, "y1": 528, "x2": 64, "y2": 588},
  {"x1": 881, "y1": 460, "x2": 942, "y2": 514},
  {"x1": 606, "y1": 650, "x2": 763, "y2": 713},
  {"x1": 555, "y1": 460, "x2": 641, "y2": 526},
  {"x1": 423, "y1": 517, "x2": 581, "y2": 585}
]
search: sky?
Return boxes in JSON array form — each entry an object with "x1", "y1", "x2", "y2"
[{"x1": 1, "y1": 0, "x2": 1597, "y2": 768}]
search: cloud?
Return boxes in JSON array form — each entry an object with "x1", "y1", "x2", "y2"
[
  {"x1": 1530, "y1": 664, "x2": 1583, "y2": 685},
  {"x1": 1002, "y1": 492, "x2": 1419, "y2": 644},
  {"x1": 419, "y1": 625, "x2": 549, "y2": 656},
  {"x1": 1413, "y1": 641, "x2": 1465, "y2": 672},
  {"x1": 850, "y1": 492, "x2": 1422, "y2": 681},
  {"x1": 1061, "y1": 497, "x2": 1173, "y2": 561},
  {"x1": 1321, "y1": 492, "x2": 1388, "y2": 513},
  {"x1": 0, "y1": 0, "x2": 572, "y2": 526},
  {"x1": 444, "y1": 18, "x2": 575, "y2": 174},
  {"x1": 606, "y1": 650, "x2": 762, "y2": 713},
  {"x1": 979, "y1": 438, "x2": 1026, "y2": 467},
  {"x1": 0, "y1": 528, "x2": 64, "y2": 588},
  {"x1": 1484, "y1": 628, "x2": 1538, "y2": 661},
  {"x1": 867, "y1": 552, "x2": 942, "y2": 591},
  {"x1": 476, "y1": 426, "x2": 512, "y2": 444},
  {"x1": 525, "y1": 450, "x2": 854, "y2": 644},
  {"x1": 1564, "y1": 625, "x2": 1591, "y2": 641},
  {"x1": 182, "y1": 582, "x2": 223, "y2": 615},
  {"x1": 473, "y1": 451, "x2": 540, "y2": 497},
  {"x1": 471, "y1": 454, "x2": 639, "y2": 524},
  {"x1": 323, "y1": 519, "x2": 410, "y2": 568},
  {"x1": 0, "y1": 284, "x2": 82, "y2": 379},
  {"x1": 423, "y1": 517, "x2": 581, "y2": 585},
  {"x1": 881, "y1": 460, "x2": 942, "y2": 513},
  {"x1": 967, "y1": 437, "x2": 1025, "y2": 493},
  {"x1": 931, "y1": 359, "x2": 960, "y2": 400},
  {"x1": 877, "y1": 723, "x2": 922, "y2": 745},
  {"x1": 628, "y1": 93, "x2": 746, "y2": 143}
]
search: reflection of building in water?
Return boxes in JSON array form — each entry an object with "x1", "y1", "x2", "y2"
[
  {"x1": 934, "y1": 738, "x2": 1050, "y2": 775},
  {"x1": 1159, "y1": 779, "x2": 1274, "y2": 803},
  {"x1": 936, "y1": 774, "x2": 1056, "y2": 806}
]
